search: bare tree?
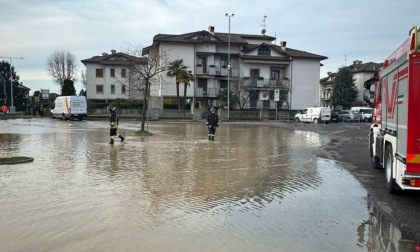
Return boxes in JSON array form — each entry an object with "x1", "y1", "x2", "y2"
[
  {"x1": 232, "y1": 79, "x2": 250, "y2": 110},
  {"x1": 47, "y1": 50, "x2": 77, "y2": 87},
  {"x1": 80, "y1": 71, "x2": 87, "y2": 89},
  {"x1": 125, "y1": 45, "x2": 169, "y2": 132}
]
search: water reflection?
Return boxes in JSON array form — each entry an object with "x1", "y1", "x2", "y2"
[
  {"x1": 0, "y1": 119, "x2": 415, "y2": 251},
  {"x1": 357, "y1": 198, "x2": 419, "y2": 252}
]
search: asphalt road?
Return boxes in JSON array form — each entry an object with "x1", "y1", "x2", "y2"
[{"x1": 268, "y1": 121, "x2": 420, "y2": 244}]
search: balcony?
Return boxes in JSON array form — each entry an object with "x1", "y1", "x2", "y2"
[
  {"x1": 321, "y1": 93, "x2": 332, "y2": 100},
  {"x1": 195, "y1": 65, "x2": 239, "y2": 77},
  {"x1": 243, "y1": 78, "x2": 290, "y2": 90},
  {"x1": 195, "y1": 87, "x2": 220, "y2": 98}
]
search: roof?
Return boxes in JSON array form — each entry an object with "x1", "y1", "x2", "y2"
[
  {"x1": 242, "y1": 43, "x2": 327, "y2": 60},
  {"x1": 144, "y1": 30, "x2": 327, "y2": 60},
  {"x1": 350, "y1": 61, "x2": 383, "y2": 73},
  {"x1": 81, "y1": 51, "x2": 147, "y2": 65},
  {"x1": 151, "y1": 30, "x2": 274, "y2": 44}
]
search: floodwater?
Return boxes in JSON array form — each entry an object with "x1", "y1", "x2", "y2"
[{"x1": 0, "y1": 118, "x2": 415, "y2": 251}]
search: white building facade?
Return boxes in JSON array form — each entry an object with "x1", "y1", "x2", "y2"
[
  {"x1": 143, "y1": 27, "x2": 327, "y2": 111},
  {"x1": 81, "y1": 50, "x2": 147, "y2": 103}
]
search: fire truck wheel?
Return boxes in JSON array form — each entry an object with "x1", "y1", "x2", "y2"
[
  {"x1": 313, "y1": 118, "x2": 319, "y2": 124},
  {"x1": 385, "y1": 145, "x2": 399, "y2": 194}
]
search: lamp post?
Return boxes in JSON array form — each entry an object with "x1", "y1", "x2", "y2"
[
  {"x1": 0, "y1": 57, "x2": 24, "y2": 109},
  {"x1": 225, "y1": 13, "x2": 234, "y2": 120}
]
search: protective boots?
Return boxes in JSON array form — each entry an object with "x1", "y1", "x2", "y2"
[
  {"x1": 211, "y1": 136, "x2": 214, "y2": 141},
  {"x1": 208, "y1": 136, "x2": 211, "y2": 141},
  {"x1": 119, "y1": 135, "x2": 125, "y2": 142},
  {"x1": 109, "y1": 139, "x2": 114, "y2": 145}
]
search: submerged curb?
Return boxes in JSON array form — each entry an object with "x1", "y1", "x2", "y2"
[{"x1": 0, "y1": 157, "x2": 34, "y2": 165}]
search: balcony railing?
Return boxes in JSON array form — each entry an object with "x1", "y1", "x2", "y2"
[
  {"x1": 195, "y1": 66, "x2": 239, "y2": 77},
  {"x1": 321, "y1": 93, "x2": 332, "y2": 100},
  {"x1": 243, "y1": 78, "x2": 290, "y2": 90},
  {"x1": 195, "y1": 87, "x2": 220, "y2": 98}
]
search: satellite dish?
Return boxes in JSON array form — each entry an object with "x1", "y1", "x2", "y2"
[{"x1": 261, "y1": 29, "x2": 266, "y2": 35}]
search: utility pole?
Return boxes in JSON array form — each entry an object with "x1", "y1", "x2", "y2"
[{"x1": 225, "y1": 13, "x2": 234, "y2": 120}]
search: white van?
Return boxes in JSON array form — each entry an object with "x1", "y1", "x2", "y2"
[
  {"x1": 350, "y1": 107, "x2": 373, "y2": 122},
  {"x1": 294, "y1": 107, "x2": 331, "y2": 124},
  {"x1": 51, "y1": 96, "x2": 88, "y2": 121}
]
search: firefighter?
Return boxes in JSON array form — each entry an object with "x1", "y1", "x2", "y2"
[
  {"x1": 206, "y1": 107, "x2": 219, "y2": 141},
  {"x1": 108, "y1": 106, "x2": 125, "y2": 144}
]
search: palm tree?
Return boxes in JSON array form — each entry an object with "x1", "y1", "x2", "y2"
[
  {"x1": 179, "y1": 70, "x2": 194, "y2": 116},
  {"x1": 167, "y1": 59, "x2": 187, "y2": 111}
]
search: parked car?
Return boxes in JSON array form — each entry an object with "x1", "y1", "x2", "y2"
[
  {"x1": 294, "y1": 107, "x2": 331, "y2": 124},
  {"x1": 338, "y1": 110, "x2": 361, "y2": 122},
  {"x1": 331, "y1": 110, "x2": 340, "y2": 123},
  {"x1": 351, "y1": 107, "x2": 373, "y2": 122}
]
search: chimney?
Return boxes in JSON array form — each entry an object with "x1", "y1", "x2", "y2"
[
  {"x1": 353, "y1": 60, "x2": 362, "y2": 64},
  {"x1": 327, "y1": 72, "x2": 332, "y2": 76},
  {"x1": 208, "y1": 26, "x2": 215, "y2": 34},
  {"x1": 280, "y1": 41, "x2": 287, "y2": 50},
  {"x1": 102, "y1": 53, "x2": 108, "y2": 56},
  {"x1": 111, "y1": 49, "x2": 116, "y2": 54}
]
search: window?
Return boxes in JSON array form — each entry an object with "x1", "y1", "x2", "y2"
[
  {"x1": 121, "y1": 69, "x2": 126, "y2": 78},
  {"x1": 96, "y1": 85, "x2": 104, "y2": 94},
  {"x1": 110, "y1": 69, "x2": 115, "y2": 78},
  {"x1": 110, "y1": 85, "x2": 115, "y2": 94},
  {"x1": 96, "y1": 69, "x2": 103, "y2": 78},
  {"x1": 198, "y1": 57, "x2": 207, "y2": 73},
  {"x1": 271, "y1": 69, "x2": 280, "y2": 80},
  {"x1": 258, "y1": 47, "x2": 271, "y2": 56},
  {"x1": 220, "y1": 58, "x2": 228, "y2": 68},
  {"x1": 122, "y1": 85, "x2": 126, "y2": 94}
]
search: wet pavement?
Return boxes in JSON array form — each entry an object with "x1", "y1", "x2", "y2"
[{"x1": 0, "y1": 118, "x2": 415, "y2": 251}]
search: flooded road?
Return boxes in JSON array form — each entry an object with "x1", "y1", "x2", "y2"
[{"x1": 0, "y1": 118, "x2": 414, "y2": 251}]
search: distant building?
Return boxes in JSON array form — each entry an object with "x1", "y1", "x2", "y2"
[
  {"x1": 320, "y1": 60, "x2": 382, "y2": 107},
  {"x1": 81, "y1": 50, "x2": 147, "y2": 103}
]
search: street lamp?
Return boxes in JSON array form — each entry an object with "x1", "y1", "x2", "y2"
[
  {"x1": 0, "y1": 56, "x2": 24, "y2": 110},
  {"x1": 225, "y1": 13, "x2": 234, "y2": 120}
]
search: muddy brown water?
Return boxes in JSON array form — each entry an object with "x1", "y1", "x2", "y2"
[{"x1": 0, "y1": 118, "x2": 414, "y2": 251}]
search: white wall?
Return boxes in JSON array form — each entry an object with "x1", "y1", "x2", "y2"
[
  {"x1": 290, "y1": 59, "x2": 321, "y2": 110},
  {"x1": 354, "y1": 72, "x2": 374, "y2": 102},
  {"x1": 86, "y1": 63, "x2": 130, "y2": 101},
  {"x1": 155, "y1": 43, "x2": 196, "y2": 98}
]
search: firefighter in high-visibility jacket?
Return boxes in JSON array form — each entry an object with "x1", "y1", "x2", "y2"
[
  {"x1": 109, "y1": 106, "x2": 125, "y2": 144},
  {"x1": 206, "y1": 107, "x2": 219, "y2": 141}
]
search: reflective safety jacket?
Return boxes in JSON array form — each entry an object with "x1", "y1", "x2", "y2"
[
  {"x1": 206, "y1": 112, "x2": 219, "y2": 127},
  {"x1": 110, "y1": 110, "x2": 119, "y2": 129}
]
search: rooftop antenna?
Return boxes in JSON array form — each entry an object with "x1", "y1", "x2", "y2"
[
  {"x1": 344, "y1": 54, "x2": 347, "y2": 66},
  {"x1": 261, "y1": 15, "x2": 267, "y2": 35}
]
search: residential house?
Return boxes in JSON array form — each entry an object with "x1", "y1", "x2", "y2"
[
  {"x1": 81, "y1": 50, "x2": 148, "y2": 103},
  {"x1": 320, "y1": 60, "x2": 382, "y2": 107},
  {"x1": 142, "y1": 26, "x2": 327, "y2": 112},
  {"x1": 350, "y1": 60, "x2": 382, "y2": 102}
]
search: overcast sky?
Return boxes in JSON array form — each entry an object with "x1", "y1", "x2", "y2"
[{"x1": 1, "y1": 0, "x2": 418, "y2": 95}]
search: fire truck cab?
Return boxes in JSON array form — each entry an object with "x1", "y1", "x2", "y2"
[{"x1": 363, "y1": 26, "x2": 420, "y2": 193}]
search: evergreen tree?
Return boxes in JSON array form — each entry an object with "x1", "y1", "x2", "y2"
[
  {"x1": 331, "y1": 66, "x2": 358, "y2": 109},
  {"x1": 61, "y1": 79, "x2": 76, "y2": 96},
  {"x1": 78, "y1": 89, "x2": 86, "y2": 96}
]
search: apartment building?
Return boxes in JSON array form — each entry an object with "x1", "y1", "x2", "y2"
[
  {"x1": 143, "y1": 26, "x2": 327, "y2": 111},
  {"x1": 81, "y1": 50, "x2": 147, "y2": 103}
]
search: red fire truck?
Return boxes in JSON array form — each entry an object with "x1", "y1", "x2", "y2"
[{"x1": 363, "y1": 26, "x2": 420, "y2": 193}]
